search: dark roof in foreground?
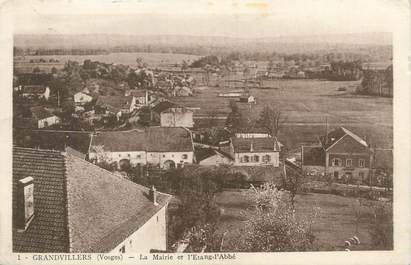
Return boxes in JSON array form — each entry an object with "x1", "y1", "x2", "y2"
[
  {"x1": 152, "y1": 100, "x2": 178, "y2": 114},
  {"x1": 30, "y1": 106, "x2": 55, "y2": 120},
  {"x1": 302, "y1": 146, "x2": 325, "y2": 166},
  {"x1": 90, "y1": 127, "x2": 193, "y2": 153},
  {"x1": 22, "y1": 85, "x2": 47, "y2": 94},
  {"x1": 30, "y1": 130, "x2": 92, "y2": 154},
  {"x1": 231, "y1": 137, "x2": 280, "y2": 153},
  {"x1": 321, "y1": 127, "x2": 368, "y2": 150},
  {"x1": 13, "y1": 147, "x2": 171, "y2": 253},
  {"x1": 96, "y1": 96, "x2": 133, "y2": 112}
]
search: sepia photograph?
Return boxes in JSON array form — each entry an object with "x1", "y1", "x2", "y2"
[{"x1": 1, "y1": 0, "x2": 410, "y2": 264}]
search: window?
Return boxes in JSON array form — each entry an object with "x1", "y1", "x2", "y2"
[
  {"x1": 136, "y1": 154, "x2": 141, "y2": 159},
  {"x1": 243, "y1": 155, "x2": 250, "y2": 163},
  {"x1": 163, "y1": 154, "x2": 165, "y2": 158},
  {"x1": 182, "y1": 154, "x2": 188, "y2": 159},
  {"x1": 359, "y1": 159, "x2": 365, "y2": 167},
  {"x1": 263, "y1": 155, "x2": 271, "y2": 162},
  {"x1": 156, "y1": 216, "x2": 159, "y2": 222},
  {"x1": 254, "y1": 155, "x2": 260, "y2": 162},
  {"x1": 331, "y1": 158, "x2": 342, "y2": 167},
  {"x1": 118, "y1": 154, "x2": 121, "y2": 158},
  {"x1": 127, "y1": 154, "x2": 131, "y2": 157},
  {"x1": 346, "y1": 159, "x2": 352, "y2": 167}
]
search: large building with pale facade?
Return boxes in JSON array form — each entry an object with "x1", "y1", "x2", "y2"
[
  {"x1": 88, "y1": 127, "x2": 195, "y2": 169},
  {"x1": 13, "y1": 147, "x2": 171, "y2": 253}
]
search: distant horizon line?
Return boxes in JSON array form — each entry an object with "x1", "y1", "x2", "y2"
[{"x1": 14, "y1": 31, "x2": 392, "y2": 39}]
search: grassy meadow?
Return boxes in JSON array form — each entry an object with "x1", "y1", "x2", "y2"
[
  {"x1": 175, "y1": 79, "x2": 393, "y2": 149},
  {"x1": 215, "y1": 190, "x2": 392, "y2": 251}
]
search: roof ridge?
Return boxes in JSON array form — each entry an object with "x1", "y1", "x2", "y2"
[
  {"x1": 13, "y1": 146, "x2": 62, "y2": 154},
  {"x1": 340, "y1": 127, "x2": 368, "y2": 147},
  {"x1": 65, "y1": 153, "x2": 155, "y2": 193},
  {"x1": 62, "y1": 154, "x2": 73, "y2": 252}
]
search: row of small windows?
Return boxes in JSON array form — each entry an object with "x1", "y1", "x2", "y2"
[
  {"x1": 240, "y1": 155, "x2": 271, "y2": 163},
  {"x1": 331, "y1": 158, "x2": 366, "y2": 168},
  {"x1": 117, "y1": 153, "x2": 188, "y2": 159}
]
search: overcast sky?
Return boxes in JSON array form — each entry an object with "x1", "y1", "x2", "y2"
[{"x1": 11, "y1": 0, "x2": 402, "y2": 37}]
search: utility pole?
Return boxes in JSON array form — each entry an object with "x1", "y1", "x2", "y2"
[{"x1": 57, "y1": 89, "x2": 60, "y2": 108}]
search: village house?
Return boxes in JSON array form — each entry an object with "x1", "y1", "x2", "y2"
[
  {"x1": 30, "y1": 106, "x2": 61, "y2": 128},
  {"x1": 151, "y1": 100, "x2": 178, "y2": 124},
  {"x1": 195, "y1": 148, "x2": 233, "y2": 166},
  {"x1": 18, "y1": 85, "x2": 51, "y2": 100},
  {"x1": 160, "y1": 107, "x2": 194, "y2": 128},
  {"x1": 95, "y1": 95, "x2": 137, "y2": 118},
  {"x1": 230, "y1": 137, "x2": 281, "y2": 167},
  {"x1": 239, "y1": 94, "x2": 256, "y2": 104},
  {"x1": 13, "y1": 147, "x2": 172, "y2": 253},
  {"x1": 73, "y1": 91, "x2": 94, "y2": 111},
  {"x1": 88, "y1": 127, "x2": 194, "y2": 169},
  {"x1": 125, "y1": 89, "x2": 153, "y2": 108},
  {"x1": 301, "y1": 127, "x2": 372, "y2": 183},
  {"x1": 234, "y1": 127, "x2": 270, "y2": 139}
]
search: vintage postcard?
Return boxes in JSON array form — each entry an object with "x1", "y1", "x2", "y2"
[{"x1": 0, "y1": 0, "x2": 410, "y2": 264}]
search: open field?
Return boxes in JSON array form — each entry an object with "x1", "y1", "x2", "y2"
[
  {"x1": 14, "y1": 52, "x2": 200, "y2": 73},
  {"x1": 175, "y1": 79, "x2": 393, "y2": 149},
  {"x1": 215, "y1": 190, "x2": 392, "y2": 251}
]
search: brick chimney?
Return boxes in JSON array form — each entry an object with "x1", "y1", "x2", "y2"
[
  {"x1": 149, "y1": 186, "x2": 158, "y2": 206},
  {"x1": 16, "y1": 176, "x2": 35, "y2": 232}
]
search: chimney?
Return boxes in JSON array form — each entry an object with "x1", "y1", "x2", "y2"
[
  {"x1": 250, "y1": 141, "x2": 254, "y2": 152},
  {"x1": 16, "y1": 176, "x2": 35, "y2": 231},
  {"x1": 149, "y1": 186, "x2": 158, "y2": 206}
]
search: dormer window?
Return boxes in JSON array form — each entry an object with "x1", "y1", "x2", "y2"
[{"x1": 17, "y1": 176, "x2": 35, "y2": 232}]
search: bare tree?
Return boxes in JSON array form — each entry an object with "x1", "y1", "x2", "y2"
[{"x1": 257, "y1": 105, "x2": 286, "y2": 137}]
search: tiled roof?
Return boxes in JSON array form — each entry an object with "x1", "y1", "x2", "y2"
[
  {"x1": 195, "y1": 148, "x2": 232, "y2": 163},
  {"x1": 30, "y1": 130, "x2": 92, "y2": 154},
  {"x1": 65, "y1": 146, "x2": 86, "y2": 159},
  {"x1": 235, "y1": 127, "x2": 269, "y2": 134},
  {"x1": 65, "y1": 154, "x2": 171, "y2": 252},
  {"x1": 30, "y1": 106, "x2": 55, "y2": 120},
  {"x1": 22, "y1": 85, "x2": 47, "y2": 94},
  {"x1": 152, "y1": 101, "x2": 178, "y2": 114},
  {"x1": 127, "y1": 90, "x2": 147, "y2": 97},
  {"x1": 161, "y1": 107, "x2": 193, "y2": 114},
  {"x1": 231, "y1": 137, "x2": 280, "y2": 153},
  {"x1": 321, "y1": 127, "x2": 368, "y2": 150},
  {"x1": 90, "y1": 127, "x2": 193, "y2": 153},
  {"x1": 13, "y1": 147, "x2": 171, "y2": 253},
  {"x1": 302, "y1": 146, "x2": 325, "y2": 166},
  {"x1": 13, "y1": 148, "x2": 69, "y2": 252},
  {"x1": 96, "y1": 96, "x2": 133, "y2": 112}
]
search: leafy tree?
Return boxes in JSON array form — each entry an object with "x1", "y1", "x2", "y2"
[
  {"x1": 33, "y1": 67, "x2": 41, "y2": 74},
  {"x1": 226, "y1": 100, "x2": 244, "y2": 132},
  {"x1": 242, "y1": 183, "x2": 316, "y2": 252},
  {"x1": 281, "y1": 164, "x2": 303, "y2": 210},
  {"x1": 138, "y1": 106, "x2": 152, "y2": 126},
  {"x1": 190, "y1": 55, "x2": 219, "y2": 68},
  {"x1": 369, "y1": 203, "x2": 393, "y2": 250},
  {"x1": 257, "y1": 105, "x2": 286, "y2": 137}
]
